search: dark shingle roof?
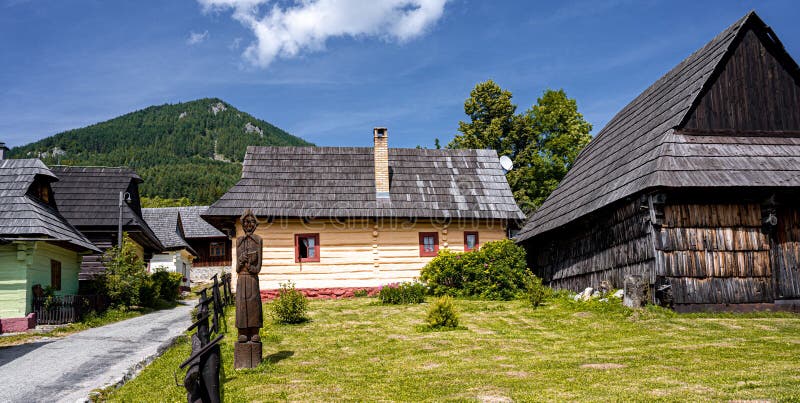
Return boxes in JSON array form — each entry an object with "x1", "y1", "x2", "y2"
[
  {"x1": 49, "y1": 166, "x2": 163, "y2": 250},
  {"x1": 517, "y1": 11, "x2": 800, "y2": 242},
  {"x1": 0, "y1": 159, "x2": 99, "y2": 252},
  {"x1": 142, "y1": 208, "x2": 194, "y2": 253},
  {"x1": 205, "y1": 146, "x2": 523, "y2": 220},
  {"x1": 176, "y1": 206, "x2": 226, "y2": 238}
]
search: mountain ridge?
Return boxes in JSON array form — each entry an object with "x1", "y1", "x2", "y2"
[{"x1": 10, "y1": 98, "x2": 313, "y2": 204}]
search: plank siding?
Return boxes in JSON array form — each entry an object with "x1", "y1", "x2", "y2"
[
  {"x1": 684, "y1": 30, "x2": 800, "y2": 133},
  {"x1": 773, "y1": 207, "x2": 800, "y2": 298},
  {"x1": 231, "y1": 218, "x2": 508, "y2": 291},
  {"x1": 658, "y1": 203, "x2": 774, "y2": 304},
  {"x1": 527, "y1": 198, "x2": 655, "y2": 292}
]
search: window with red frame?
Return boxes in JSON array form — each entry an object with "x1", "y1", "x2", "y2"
[
  {"x1": 464, "y1": 231, "x2": 479, "y2": 251},
  {"x1": 419, "y1": 232, "x2": 439, "y2": 257},
  {"x1": 295, "y1": 233, "x2": 320, "y2": 263}
]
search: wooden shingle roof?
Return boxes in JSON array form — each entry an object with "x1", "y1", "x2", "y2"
[
  {"x1": 205, "y1": 146, "x2": 523, "y2": 220},
  {"x1": 141, "y1": 208, "x2": 195, "y2": 254},
  {"x1": 0, "y1": 159, "x2": 99, "y2": 252},
  {"x1": 49, "y1": 166, "x2": 163, "y2": 250},
  {"x1": 176, "y1": 206, "x2": 226, "y2": 239},
  {"x1": 517, "y1": 11, "x2": 800, "y2": 242}
]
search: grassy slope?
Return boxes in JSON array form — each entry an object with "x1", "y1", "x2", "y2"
[{"x1": 107, "y1": 298, "x2": 800, "y2": 402}]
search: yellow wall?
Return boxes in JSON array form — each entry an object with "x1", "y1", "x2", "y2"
[{"x1": 231, "y1": 218, "x2": 508, "y2": 290}]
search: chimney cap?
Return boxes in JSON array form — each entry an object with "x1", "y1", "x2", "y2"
[{"x1": 373, "y1": 127, "x2": 388, "y2": 137}]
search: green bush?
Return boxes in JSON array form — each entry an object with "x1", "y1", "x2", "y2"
[
  {"x1": 378, "y1": 281, "x2": 426, "y2": 304},
  {"x1": 525, "y1": 275, "x2": 552, "y2": 308},
  {"x1": 102, "y1": 234, "x2": 148, "y2": 307},
  {"x1": 272, "y1": 281, "x2": 309, "y2": 324},
  {"x1": 353, "y1": 289, "x2": 369, "y2": 298},
  {"x1": 152, "y1": 270, "x2": 183, "y2": 302},
  {"x1": 138, "y1": 276, "x2": 160, "y2": 308},
  {"x1": 420, "y1": 239, "x2": 531, "y2": 300},
  {"x1": 426, "y1": 296, "x2": 459, "y2": 328}
]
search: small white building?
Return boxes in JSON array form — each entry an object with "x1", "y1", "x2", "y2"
[{"x1": 142, "y1": 208, "x2": 196, "y2": 288}]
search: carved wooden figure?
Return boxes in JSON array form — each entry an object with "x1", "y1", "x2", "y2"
[{"x1": 234, "y1": 209, "x2": 263, "y2": 369}]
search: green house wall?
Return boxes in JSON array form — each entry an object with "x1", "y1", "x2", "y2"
[{"x1": 0, "y1": 242, "x2": 82, "y2": 318}]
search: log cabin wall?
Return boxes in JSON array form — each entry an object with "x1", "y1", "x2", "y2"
[
  {"x1": 655, "y1": 200, "x2": 773, "y2": 305},
  {"x1": 527, "y1": 197, "x2": 655, "y2": 292},
  {"x1": 231, "y1": 218, "x2": 509, "y2": 291}
]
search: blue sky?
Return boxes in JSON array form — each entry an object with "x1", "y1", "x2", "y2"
[{"x1": 1, "y1": 0, "x2": 799, "y2": 149}]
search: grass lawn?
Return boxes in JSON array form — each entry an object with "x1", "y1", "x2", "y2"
[{"x1": 105, "y1": 297, "x2": 800, "y2": 402}]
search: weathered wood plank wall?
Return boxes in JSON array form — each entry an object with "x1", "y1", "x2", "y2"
[
  {"x1": 773, "y1": 207, "x2": 800, "y2": 299},
  {"x1": 528, "y1": 198, "x2": 654, "y2": 291},
  {"x1": 683, "y1": 29, "x2": 800, "y2": 133},
  {"x1": 656, "y1": 203, "x2": 773, "y2": 304}
]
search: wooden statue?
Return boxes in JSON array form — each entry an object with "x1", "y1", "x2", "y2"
[{"x1": 234, "y1": 209, "x2": 263, "y2": 369}]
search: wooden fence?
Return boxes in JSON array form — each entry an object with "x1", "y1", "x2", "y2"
[{"x1": 32, "y1": 294, "x2": 109, "y2": 325}]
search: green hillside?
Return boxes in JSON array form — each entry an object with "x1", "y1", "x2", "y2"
[{"x1": 10, "y1": 98, "x2": 312, "y2": 204}]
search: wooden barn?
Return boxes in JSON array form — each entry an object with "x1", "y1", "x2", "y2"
[
  {"x1": 516, "y1": 12, "x2": 800, "y2": 311},
  {"x1": 49, "y1": 166, "x2": 163, "y2": 282},
  {"x1": 203, "y1": 128, "x2": 523, "y2": 297}
]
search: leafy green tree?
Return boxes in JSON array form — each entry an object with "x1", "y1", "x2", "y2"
[
  {"x1": 449, "y1": 81, "x2": 592, "y2": 213},
  {"x1": 141, "y1": 196, "x2": 193, "y2": 208}
]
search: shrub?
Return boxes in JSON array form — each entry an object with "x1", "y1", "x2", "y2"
[
  {"x1": 426, "y1": 296, "x2": 459, "y2": 328},
  {"x1": 152, "y1": 270, "x2": 183, "y2": 302},
  {"x1": 102, "y1": 234, "x2": 148, "y2": 307},
  {"x1": 138, "y1": 276, "x2": 160, "y2": 308},
  {"x1": 378, "y1": 281, "x2": 426, "y2": 304},
  {"x1": 272, "y1": 281, "x2": 309, "y2": 324},
  {"x1": 525, "y1": 275, "x2": 552, "y2": 308},
  {"x1": 420, "y1": 239, "x2": 531, "y2": 300},
  {"x1": 353, "y1": 289, "x2": 369, "y2": 298}
]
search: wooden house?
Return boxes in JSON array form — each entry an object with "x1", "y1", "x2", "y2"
[
  {"x1": 142, "y1": 208, "x2": 197, "y2": 288},
  {"x1": 176, "y1": 206, "x2": 231, "y2": 270},
  {"x1": 49, "y1": 166, "x2": 163, "y2": 283},
  {"x1": 0, "y1": 157, "x2": 99, "y2": 332},
  {"x1": 516, "y1": 12, "x2": 800, "y2": 311},
  {"x1": 203, "y1": 128, "x2": 523, "y2": 296}
]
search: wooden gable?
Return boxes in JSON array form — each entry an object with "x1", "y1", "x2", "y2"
[{"x1": 683, "y1": 26, "x2": 800, "y2": 133}]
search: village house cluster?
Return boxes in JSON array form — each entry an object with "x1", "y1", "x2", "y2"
[{"x1": 1, "y1": 11, "x2": 799, "y2": 333}]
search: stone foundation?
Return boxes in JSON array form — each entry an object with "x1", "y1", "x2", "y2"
[
  {"x1": 0, "y1": 313, "x2": 37, "y2": 334},
  {"x1": 190, "y1": 266, "x2": 231, "y2": 285},
  {"x1": 260, "y1": 286, "x2": 382, "y2": 300}
]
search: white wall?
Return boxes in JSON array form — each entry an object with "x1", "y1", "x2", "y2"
[{"x1": 149, "y1": 250, "x2": 192, "y2": 287}]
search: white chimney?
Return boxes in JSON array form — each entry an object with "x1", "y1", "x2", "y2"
[
  {"x1": 0, "y1": 142, "x2": 8, "y2": 160},
  {"x1": 373, "y1": 128, "x2": 389, "y2": 199}
]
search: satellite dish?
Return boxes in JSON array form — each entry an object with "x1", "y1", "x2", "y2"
[{"x1": 499, "y1": 155, "x2": 513, "y2": 172}]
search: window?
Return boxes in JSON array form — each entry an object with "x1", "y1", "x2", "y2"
[
  {"x1": 419, "y1": 232, "x2": 439, "y2": 257},
  {"x1": 295, "y1": 233, "x2": 320, "y2": 263},
  {"x1": 464, "y1": 231, "x2": 479, "y2": 251},
  {"x1": 210, "y1": 242, "x2": 225, "y2": 257},
  {"x1": 50, "y1": 260, "x2": 62, "y2": 291}
]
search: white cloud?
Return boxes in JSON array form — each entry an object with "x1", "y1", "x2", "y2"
[
  {"x1": 198, "y1": 0, "x2": 448, "y2": 68},
  {"x1": 229, "y1": 37, "x2": 243, "y2": 50},
  {"x1": 187, "y1": 30, "x2": 210, "y2": 45}
]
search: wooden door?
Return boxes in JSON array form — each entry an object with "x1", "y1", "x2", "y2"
[{"x1": 772, "y1": 207, "x2": 800, "y2": 299}]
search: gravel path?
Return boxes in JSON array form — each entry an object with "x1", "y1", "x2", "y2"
[{"x1": 0, "y1": 302, "x2": 193, "y2": 403}]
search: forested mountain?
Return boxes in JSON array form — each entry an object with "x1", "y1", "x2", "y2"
[{"x1": 10, "y1": 98, "x2": 312, "y2": 204}]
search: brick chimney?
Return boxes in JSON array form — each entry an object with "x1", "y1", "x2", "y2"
[
  {"x1": 373, "y1": 128, "x2": 390, "y2": 199},
  {"x1": 0, "y1": 142, "x2": 8, "y2": 160}
]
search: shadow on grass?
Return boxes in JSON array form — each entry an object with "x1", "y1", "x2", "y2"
[{"x1": 266, "y1": 350, "x2": 294, "y2": 364}]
